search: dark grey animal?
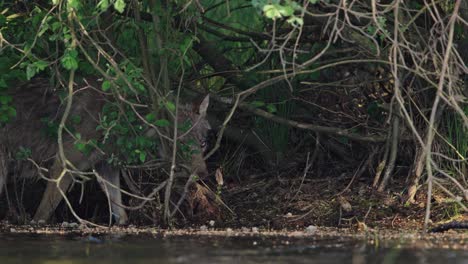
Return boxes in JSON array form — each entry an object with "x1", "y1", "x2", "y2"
[
  {"x1": 0, "y1": 77, "x2": 210, "y2": 224},
  {"x1": 430, "y1": 221, "x2": 468, "y2": 232}
]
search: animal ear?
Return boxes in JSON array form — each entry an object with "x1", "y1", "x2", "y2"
[{"x1": 198, "y1": 95, "x2": 210, "y2": 116}]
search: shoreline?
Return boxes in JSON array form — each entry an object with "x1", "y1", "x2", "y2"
[{"x1": 1, "y1": 224, "x2": 466, "y2": 250}]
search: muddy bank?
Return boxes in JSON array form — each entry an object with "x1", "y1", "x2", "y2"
[{"x1": 1, "y1": 223, "x2": 466, "y2": 250}]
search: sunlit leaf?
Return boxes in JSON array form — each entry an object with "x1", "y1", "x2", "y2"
[
  {"x1": 263, "y1": 5, "x2": 282, "y2": 19},
  {"x1": 26, "y1": 64, "x2": 36, "y2": 80},
  {"x1": 113, "y1": 0, "x2": 126, "y2": 13},
  {"x1": 97, "y1": 0, "x2": 110, "y2": 12},
  {"x1": 278, "y1": 5, "x2": 294, "y2": 17},
  {"x1": 101, "y1": 80, "x2": 111, "y2": 91},
  {"x1": 287, "y1": 16, "x2": 303, "y2": 27},
  {"x1": 34, "y1": 60, "x2": 48, "y2": 71},
  {"x1": 67, "y1": 0, "x2": 81, "y2": 10}
]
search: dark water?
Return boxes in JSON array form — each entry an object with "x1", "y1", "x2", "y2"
[{"x1": 0, "y1": 233, "x2": 466, "y2": 264}]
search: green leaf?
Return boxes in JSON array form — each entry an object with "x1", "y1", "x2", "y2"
[
  {"x1": 71, "y1": 115, "x2": 81, "y2": 124},
  {"x1": 179, "y1": 36, "x2": 193, "y2": 53},
  {"x1": 61, "y1": 49, "x2": 79, "y2": 70},
  {"x1": 24, "y1": 60, "x2": 49, "y2": 80},
  {"x1": 366, "y1": 25, "x2": 377, "y2": 35},
  {"x1": 306, "y1": 64, "x2": 321, "y2": 81},
  {"x1": 67, "y1": 0, "x2": 81, "y2": 10},
  {"x1": 52, "y1": 21, "x2": 61, "y2": 31},
  {"x1": 289, "y1": 1, "x2": 302, "y2": 10},
  {"x1": 278, "y1": 5, "x2": 294, "y2": 17},
  {"x1": 26, "y1": 64, "x2": 37, "y2": 80},
  {"x1": 139, "y1": 151, "x2": 146, "y2": 163},
  {"x1": 7, "y1": 107, "x2": 16, "y2": 118},
  {"x1": 101, "y1": 80, "x2": 111, "y2": 91},
  {"x1": 145, "y1": 113, "x2": 156, "y2": 122},
  {"x1": 251, "y1": 101, "x2": 265, "y2": 108},
  {"x1": 166, "y1": 101, "x2": 176, "y2": 112},
  {"x1": 0, "y1": 78, "x2": 7, "y2": 89},
  {"x1": 126, "y1": 141, "x2": 133, "y2": 149},
  {"x1": 97, "y1": 0, "x2": 110, "y2": 12},
  {"x1": 37, "y1": 20, "x2": 50, "y2": 37},
  {"x1": 34, "y1": 60, "x2": 48, "y2": 71},
  {"x1": 155, "y1": 119, "x2": 170, "y2": 127},
  {"x1": 263, "y1": 4, "x2": 282, "y2": 19},
  {"x1": 61, "y1": 56, "x2": 78, "y2": 70},
  {"x1": 136, "y1": 136, "x2": 146, "y2": 146},
  {"x1": 179, "y1": 119, "x2": 192, "y2": 133},
  {"x1": 309, "y1": 0, "x2": 320, "y2": 4},
  {"x1": 338, "y1": 136, "x2": 349, "y2": 144},
  {"x1": 0, "y1": 14, "x2": 6, "y2": 27},
  {"x1": 0, "y1": 95, "x2": 12, "y2": 104},
  {"x1": 74, "y1": 142, "x2": 86, "y2": 152},
  {"x1": 113, "y1": 0, "x2": 126, "y2": 13},
  {"x1": 266, "y1": 103, "x2": 277, "y2": 113},
  {"x1": 287, "y1": 16, "x2": 303, "y2": 26},
  {"x1": 15, "y1": 147, "x2": 31, "y2": 160}
]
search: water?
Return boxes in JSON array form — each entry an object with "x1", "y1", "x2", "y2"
[{"x1": 0, "y1": 233, "x2": 466, "y2": 264}]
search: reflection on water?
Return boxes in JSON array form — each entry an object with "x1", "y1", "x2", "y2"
[{"x1": 0, "y1": 234, "x2": 466, "y2": 264}]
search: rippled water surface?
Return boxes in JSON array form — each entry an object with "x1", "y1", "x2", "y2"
[{"x1": 0, "y1": 233, "x2": 466, "y2": 264}]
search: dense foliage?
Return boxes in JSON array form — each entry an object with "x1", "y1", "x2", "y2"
[{"x1": 0, "y1": 0, "x2": 466, "y2": 228}]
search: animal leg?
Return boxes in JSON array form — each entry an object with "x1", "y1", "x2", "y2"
[
  {"x1": 0, "y1": 147, "x2": 7, "y2": 197},
  {"x1": 33, "y1": 160, "x2": 73, "y2": 222},
  {"x1": 96, "y1": 164, "x2": 128, "y2": 225}
]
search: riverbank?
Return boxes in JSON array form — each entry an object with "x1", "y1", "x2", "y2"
[{"x1": 1, "y1": 223, "x2": 466, "y2": 250}]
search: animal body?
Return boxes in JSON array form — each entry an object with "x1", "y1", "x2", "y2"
[
  {"x1": 430, "y1": 221, "x2": 468, "y2": 232},
  {"x1": 0, "y1": 77, "x2": 210, "y2": 224}
]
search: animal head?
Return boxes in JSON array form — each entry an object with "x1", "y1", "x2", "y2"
[{"x1": 178, "y1": 95, "x2": 211, "y2": 178}]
